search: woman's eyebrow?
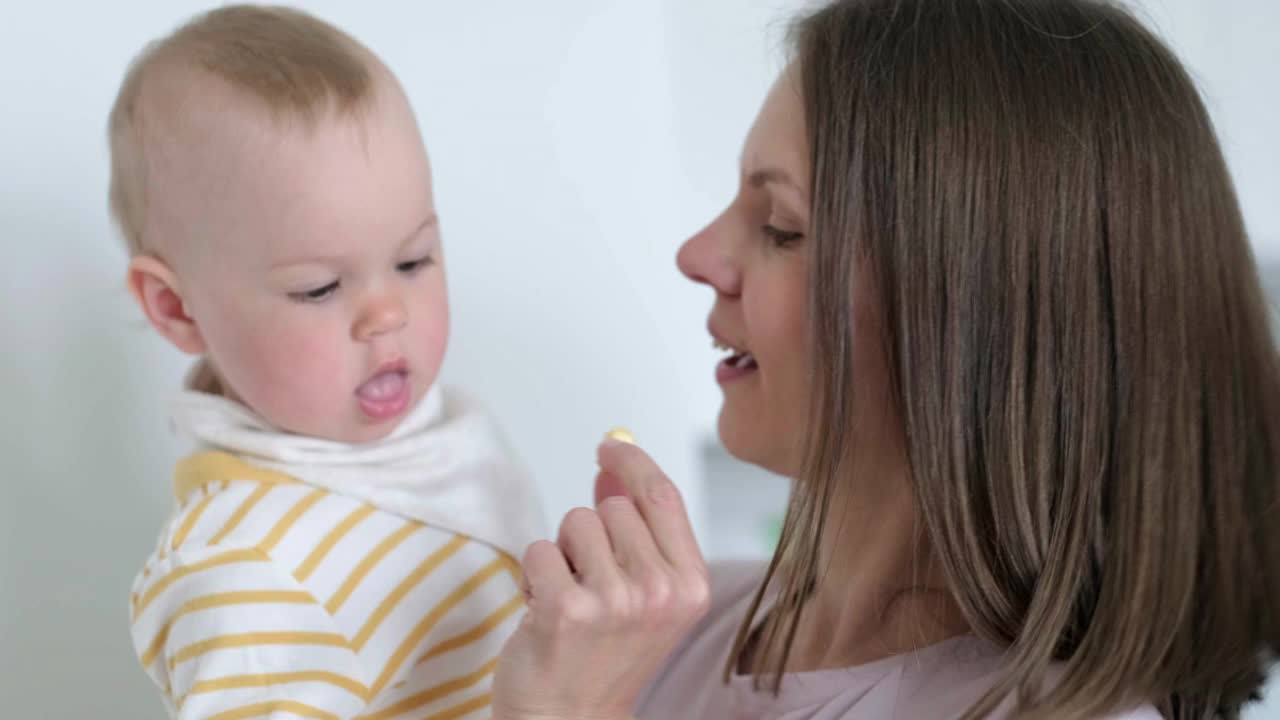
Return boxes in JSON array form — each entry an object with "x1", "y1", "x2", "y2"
[{"x1": 747, "y1": 167, "x2": 801, "y2": 192}]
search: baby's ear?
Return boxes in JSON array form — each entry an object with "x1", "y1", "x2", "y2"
[{"x1": 127, "y1": 255, "x2": 206, "y2": 355}]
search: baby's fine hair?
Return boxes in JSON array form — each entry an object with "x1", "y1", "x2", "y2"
[{"x1": 107, "y1": 4, "x2": 382, "y2": 255}]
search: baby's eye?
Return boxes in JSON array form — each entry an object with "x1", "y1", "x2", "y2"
[
  {"x1": 289, "y1": 280, "x2": 340, "y2": 303},
  {"x1": 397, "y1": 256, "x2": 434, "y2": 274}
]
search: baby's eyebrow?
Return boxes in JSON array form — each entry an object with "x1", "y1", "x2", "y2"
[
  {"x1": 403, "y1": 213, "x2": 439, "y2": 243},
  {"x1": 267, "y1": 213, "x2": 441, "y2": 269}
]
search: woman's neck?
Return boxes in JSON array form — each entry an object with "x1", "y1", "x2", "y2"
[{"x1": 786, "y1": 465, "x2": 970, "y2": 672}]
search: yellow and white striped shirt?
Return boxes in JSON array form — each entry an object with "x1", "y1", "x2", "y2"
[{"x1": 130, "y1": 452, "x2": 524, "y2": 720}]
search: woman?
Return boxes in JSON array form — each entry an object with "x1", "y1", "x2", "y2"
[{"x1": 494, "y1": 0, "x2": 1280, "y2": 718}]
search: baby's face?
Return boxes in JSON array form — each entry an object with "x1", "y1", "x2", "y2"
[{"x1": 154, "y1": 80, "x2": 448, "y2": 443}]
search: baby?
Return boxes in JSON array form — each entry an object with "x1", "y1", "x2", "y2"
[{"x1": 109, "y1": 6, "x2": 545, "y2": 718}]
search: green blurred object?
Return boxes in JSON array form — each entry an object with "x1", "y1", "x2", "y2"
[{"x1": 761, "y1": 512, "x2": 784, "y2": 552}]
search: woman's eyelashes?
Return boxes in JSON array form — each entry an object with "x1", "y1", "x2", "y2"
[{"x1": 762, "y1": 223, "x2": 804, "y2": 248}]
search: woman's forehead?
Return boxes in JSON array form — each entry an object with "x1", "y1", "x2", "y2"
[{"x1": 740, "y1": 70, "x2": 809, "y2": 196}]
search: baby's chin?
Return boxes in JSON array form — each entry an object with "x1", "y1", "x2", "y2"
[
  {"x1": 272, "y1": 413, "x2": 402, "y2": 445},
  {"x1": 224, "y1": 365, "x2": 435, "y2": 444},
  {"x1": 328, "y1": 421, "x2": 401, "y2": 445},
  {"x1": 265, "y1": 391, "x2": 426, "y2": 445}
]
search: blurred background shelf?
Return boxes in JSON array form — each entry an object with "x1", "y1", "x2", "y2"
[{"x1": 701, "y1": 438, "x2": 790, "y2": 560}]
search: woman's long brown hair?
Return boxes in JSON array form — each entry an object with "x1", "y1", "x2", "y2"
[{"x1": 729, "y1": 1, "x2": 1280, "y2": 717}]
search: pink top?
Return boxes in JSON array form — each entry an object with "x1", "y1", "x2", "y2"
[{"x1": 635, "y1": 561, "x2": 1161, "y2": 720}]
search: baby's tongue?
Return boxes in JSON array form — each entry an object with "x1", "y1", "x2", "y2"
[{"x1": 357, "y1": 371, "x2": 406, "y2": 400}]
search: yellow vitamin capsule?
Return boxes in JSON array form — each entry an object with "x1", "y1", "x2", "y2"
[{"x1": 605, "y1": 427, "x2": 636, "y2": 444}]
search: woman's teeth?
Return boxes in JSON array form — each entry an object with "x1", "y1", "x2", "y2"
[{"x1": 713, "y1": 339, "x2": 757, "y2": 368}]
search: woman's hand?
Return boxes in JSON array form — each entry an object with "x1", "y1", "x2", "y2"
[{"x1": 493, "y1": 439, "x2": 711, "y2": 720}]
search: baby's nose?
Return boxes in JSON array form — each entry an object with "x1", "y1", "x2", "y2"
[{"x1": 353, "y1": 291, "x2": 408, "y2": 340}]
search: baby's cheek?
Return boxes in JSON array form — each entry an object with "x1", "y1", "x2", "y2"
[
  {"x1": 409, "y1": 286, "x2": 450, "y2": 378},
  {"x1": 418, "y1": 311, "x2": 450, "y2": 372},
  {"x1": 248, "y1": 323, "x2": 347, "y2": 416}
]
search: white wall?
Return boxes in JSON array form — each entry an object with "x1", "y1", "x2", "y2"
[
  {"x1": 0, "y1": 1, "x2": 1275, "y2": 718},
  {"x1": 1139, "y1": 0, "x2": 1280, "y2": 260}
]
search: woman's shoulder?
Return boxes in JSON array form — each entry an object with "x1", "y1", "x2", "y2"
[
  {"x1": 672, "y1": 559, "x2": 767, "y2": 658},
  {"x1": 662, "y1": 562, "x2": 1166, "y2": 720},
  {"x1": 633, "y1": 560, "x2": 767, "y2": 716},
  {"x1": 705, "y1": 559, "x2": 769, "y2": 609}
]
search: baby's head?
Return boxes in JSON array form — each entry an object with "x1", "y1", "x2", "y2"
[{"x1": 109, "y1": 5, "x2": 448, "y2": 444}]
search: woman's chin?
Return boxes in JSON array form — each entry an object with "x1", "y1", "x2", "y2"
[{"x1": 716, "y1": 410, "x2": 798, "y2": 478}]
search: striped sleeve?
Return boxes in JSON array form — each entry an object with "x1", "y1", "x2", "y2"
[
  {"x1": 130, "y1": 543, "x2": 368, "y2": 720},
  {"x1": 354, "y1": 549, "x2": 523, "y2": 720}
]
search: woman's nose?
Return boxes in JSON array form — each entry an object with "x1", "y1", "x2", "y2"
[
  {"x1": 352, "y1": 289, "x2": 408, "y2": 341},
  {"x1": 677, "y1": 212, "x2": 741, "y2": 297}
]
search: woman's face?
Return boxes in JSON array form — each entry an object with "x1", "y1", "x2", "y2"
[{"x1": 678, "y1": 68, "x2": 813, "y2": 477}]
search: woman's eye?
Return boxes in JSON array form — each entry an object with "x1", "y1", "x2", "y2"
[
  {"x1": 397, "y1": 256, "x2": 434, "y2": 274},
  {"x1": 762, "y1": 224, "x2": 804, "y2": 248},
  {"x1": 289, "y1": 280, "x2": 340, "y2": 303}
]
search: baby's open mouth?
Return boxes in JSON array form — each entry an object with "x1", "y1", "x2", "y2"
[{"x1": 356, "y1": 364, "x2": 410, "y2": 421}]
